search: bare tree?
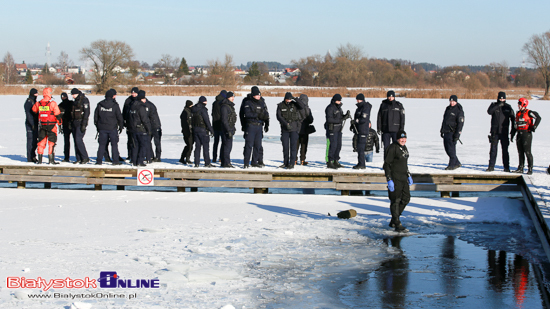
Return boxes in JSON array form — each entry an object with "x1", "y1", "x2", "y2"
[
  {"x1": 2, "y1": 52, "x2": 17, "y2": 84},
  {"x1": 336, "y1": 43, "x2": 364, "y2": 61},
  {"x1": 206, "y1": 54, "x2": 236, "y2": 85},
  {"x1": 80, "y1": 40, "x2": 134, "y2": 92},
  {"x1": 523, "y1": 31, "x2": 550, "y2": 99},
  {"x1": 57, "y1": 51, "x2": 74, "y2": 72}
]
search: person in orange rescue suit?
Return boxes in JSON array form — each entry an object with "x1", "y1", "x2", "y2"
[
  {"x1": 512, "y1": 98, "x2": 541, "y2": 175},
  {"x1": 32, "y1": 88, "x2": 62, "y2": 164}
]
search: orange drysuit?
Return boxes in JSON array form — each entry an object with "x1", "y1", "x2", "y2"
[{"x1": 32, "y1": 88, "x2": 61, "y2": 155}]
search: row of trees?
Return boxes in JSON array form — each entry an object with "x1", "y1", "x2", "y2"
[{"x1": 2, "y1": 31, "x2": 550, "y2": 97}]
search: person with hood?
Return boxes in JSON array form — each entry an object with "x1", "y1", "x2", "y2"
[
  {"x1": 351, "y1": 93, "x2": 372, "y2": 169},
  {"x1": 179, "y1": 100, "x2": 194, "y2": 164},
  {"x1": 70, "y1": 88, "x2": 90, "y2": 164},
  {"x1": 32, "y1": 88, "x2": 61, "y2": 164},
  {"x1": 220, "y1": 92, "x2": 237, "y2": 168},
  {"x1": 94, "y1": 89, "x2": 124, "y2": 165},
  {"x1": 325, "y1": 94, "x2": 351, "y2": 169},
  {"x1": 440, "y1": 95, "x2": 465, "y2": 170},
  {"x1": 24, "y1": 88, "x2": 39, "y2": 163},
  {"x1": 242, "y1": 86, "x2": 269, "y2": 168},
  {"x1": 127, "y1": 90, "x2": 151, "y2": 166},
  {"x1": 145, "y1": 97, "x2": 162, "y2": 162},
  {"x1": 191, "y1": 96, "x2": 214, "y2": 167},
  {"x1": 276, "y1": 92, "x2": 305, "y2": 169},
  {"x1": 377, "y1": 90, "x2": 405, "y2": 155},
  {"x1": 486, "y1": 92, "x2": 515, "y2": 172},
  {"x1": 296, "y1": 94, "x2": 314, "y2": 165},
  {"x1": 512, "y1": 98, "x2": 541, "y2": 175},
  {"x1": 58, "y1": 92, "x2": 73, "y2": 162},
  {"x1": 383, "y1": 130, "x2": 412, "y2": 232},
  {"x1": 211, "y1": 90, "x2": 227, "y2": 163},
  {"x1": 123, "y1": 87, "x2": 139, "y2": 163}
]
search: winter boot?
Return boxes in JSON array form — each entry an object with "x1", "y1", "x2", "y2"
[
  {"x1": 335, "y1": 161, "x2": 344, "y2": 168},
  {"x1": 547, "y1": 166, "x2": 550, "y2": 175},
  {"x1": 485, "y1": 166, "x2": 494, "y2": 172},
  {"x1": 48, "y1": 154, "x2": 59, "y2": 165},
  {"x1": 527, "y1": 166, "x2": 533, "y2": 175},
  {"x1": 513, "y1": 165, "x2": 524, "y2": 173},
  {"x1": 327, "y1": 161, "x2": 338, "y2": 169},
  {"x1": 37, "y1": 154, "x2": 43, "y2": 164}
]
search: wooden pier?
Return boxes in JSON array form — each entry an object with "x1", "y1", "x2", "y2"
[{"x1": 0, "y1": 165, "x2": 522, "y2": 197}]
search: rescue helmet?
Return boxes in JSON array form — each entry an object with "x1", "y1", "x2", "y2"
[{"x1": 518, "y1": 98, "x2": 529, "y2": 108}]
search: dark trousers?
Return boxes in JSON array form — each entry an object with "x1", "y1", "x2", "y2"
[
  {"x1": 388, "y1": 179, "x2": 410, "y2": 226},
  {"x1": 281, "y1": 130, "x2": 299, "y2": 166},
  {"x1": 97, "y1": 130, "x2": 119, "y2": 164},
  {"x1": 132, "y1": 132, "x2": 149, "y2": 166},
  {"x1": 212, "y1": 129, "x2": 222, "y2": 162},
  {"x1": 356, "y1": 134, "x2": 368, "y2": 167},
  {"x1": 72, "y1": 120, "x2": 88, "y2": 161},
  {"x1": 443, "y1": 132, "x2": 460, "y2": 167},
  {"x1": 488, "y1": 133, "x2": 510, "y2": 169},
  {"x1": 194, "y1": 130, "x2": 211, "y2": 166},
  {"x1": 127, "y1": 131, "x2": 134, "y2": 161},
  {"x1": 297, "y1": 134, "x2": 309, "y2": 162},
  {"x1": 148, "y1": 128, "x2": 161, "y2": 160},
  {"x1": 516, "y1": 131, "x2": 533, "y2": 168},
  {"x1": 382, "y1": 132, "x2": 397, "y2": 156},
  {"x1": 243, "y1": 125, "x2": 263, "y2": 166},
  {"x1": 326, "y1": 131, "x2": 342, "y2": 162},
  {"x1": 25, "y1": 124, "x2": 38, "y2": 161},
  {"x1": 63, "y1": 129, "x2": 72, "y2": 160},
  {"x1": 180, "y1": 132, "x2": 193, "y2": 161},
  {"x1": 221, "y1": 130, "x2": 233, "y2": 166}
]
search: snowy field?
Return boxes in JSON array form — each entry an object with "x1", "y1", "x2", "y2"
[{"x1": 1, "y1": 94, "x2": 550, "y2": 308}]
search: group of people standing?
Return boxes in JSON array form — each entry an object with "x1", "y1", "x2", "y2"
[
  {"x1": 24, "y1": 87, "x2": 162, "y2": 166},
  {"x1": 24, "y1": 87, "x2": 543, "y2": 177}
]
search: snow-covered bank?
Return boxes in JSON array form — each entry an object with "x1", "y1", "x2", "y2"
[{"x1": 0, "y1": 189, "x2": 541, "y2": 308}]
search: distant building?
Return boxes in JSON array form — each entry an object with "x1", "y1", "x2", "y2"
[{"x1": 15, "y1": 63, "x2": 28, "y2": 76}]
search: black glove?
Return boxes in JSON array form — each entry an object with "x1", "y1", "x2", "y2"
[
  {"x1": 377, "y1": 130, "x2": 381, "y2": 135},
  {"x1": 264, "y1": 125, "x2": 269, "y2": 133},
  {"x1": 531, "y1": 126, "x2": 536, "y2": 133},
  {"x1": 286, "y1": 123, "x2": 291, "y2": 131},
  {"x1": 376, "y1": 150, "x2": 380, "y2": 153},
  {"x1": 158, "y1": 128, "x2": 162, "y2": 137},
  {"x1": 510, "y1": 135, "x2": 514, "y2": 142},
  {"x1": 81, "y1": 124, "x2": 86, "y2": 134},
  {"x1": 118, "y1": 127, "x2": 123, "y2": 134},
  {"x1": 453, "y1": 134, "x2": 460, "y2": 143},
  {"x1": 59, "y1": 126, "x2": 64, "y2": 135},
  {"x1": 440, "y1": 132, "x2": 444, "y2": 138},
  {"x1": 344, "y1": 110, "x2": 351, "y2": 120}
]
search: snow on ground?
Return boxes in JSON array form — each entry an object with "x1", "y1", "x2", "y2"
[{"x1": 1, "y1": 94, "x2": 550, "y2": 308}]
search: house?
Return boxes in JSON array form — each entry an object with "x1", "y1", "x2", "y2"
[{"x1": 15, "y1": 63, "x2": 28, "y2": 76}]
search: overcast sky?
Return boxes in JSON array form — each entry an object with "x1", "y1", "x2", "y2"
[{"x1": 2, "y1": 0, "x2": 549, "y2": 68}]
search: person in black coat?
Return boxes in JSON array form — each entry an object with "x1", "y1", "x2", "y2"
[
  {"x1": 24, "y1": 88, "x2": 39, "y2": 163},
  {"x1": 325, "y1": 94, "x2": 351, "y2": 169},
  {"x1": 220, "y1": 92, "x2": 237, "y2": 168},
  {"x1": 351, "y1": 93, "x2": 372, "y2": 169},
  {"x1": 127, "y1": 90, "x2": 151, "y2": 166},
  {"x1": 145, "y1": 98, "x2": 162, "y2": 162},
  {"x1": 296, "y1": 94, "x2": 314, "y2": 165},
  {"x1": 486, "y1": 92, "x2": 515, "y2": 172},
  {"x1": 365, "y1": 128, "x2": 380, "y2": 162},
  {"x1": 123, "y1": 87, "x2": 139, "y2": 163},
  {"x1": 58, "y1": 92, "x2": 74, "y2": 162},
  {"x1": 191, "y1": 96, "x2": 214, "y2": 167},
  {"x1": 383, "y1": 130, "x2": 412, "y2": 232},
  {"x1": 377, "y1": 90, "x2": 405, "y2": 155},
  {"x1": 70, "y1": 88, "x2": 90, "y2": 164},
  {"x1": 440, "y1": 95, "x2": 465, "y2": 170},
  {"x1": 211, "y1": 90, "x2": 226, "y2": 163},
  {"x1": 242, "y1": 86, "x2": 269, "y2": 168},
  {"x1": 276, "y1": 92, "x2": 304, "y2": 169},
  {"x1": 94, "y1": 89, "x2": 124, "y2": 165},
  {"x1": 179, "y1": 100, "x2": 194, "y2": 164}
]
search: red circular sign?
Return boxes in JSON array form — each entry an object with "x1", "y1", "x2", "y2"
[{"x1": 138, "y1": 170, "x2": 154, "y2": 185}]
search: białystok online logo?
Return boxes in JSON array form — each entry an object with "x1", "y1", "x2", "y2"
[{"x1": 7, "y1": 271, "x2": 160, "y2": 291}]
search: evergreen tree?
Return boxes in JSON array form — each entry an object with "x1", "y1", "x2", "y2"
[
  {"x1": 178, "y1": 57, "x2": 190, "y2": 75},
  {"x1": 248, "y1": 62, "x2": 260, "y2": 77},
  {"x1": 25, "y1": 69, "x2": 33, "y2": 84}
]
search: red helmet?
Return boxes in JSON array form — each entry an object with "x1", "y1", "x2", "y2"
[{"x1": 518, "y1": 98, "x2": 529, "y2": 108}]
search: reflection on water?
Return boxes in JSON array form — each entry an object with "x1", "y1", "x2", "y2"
[{"x1": 339, "y1": 234, "x2": 550, "y2": 308}]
